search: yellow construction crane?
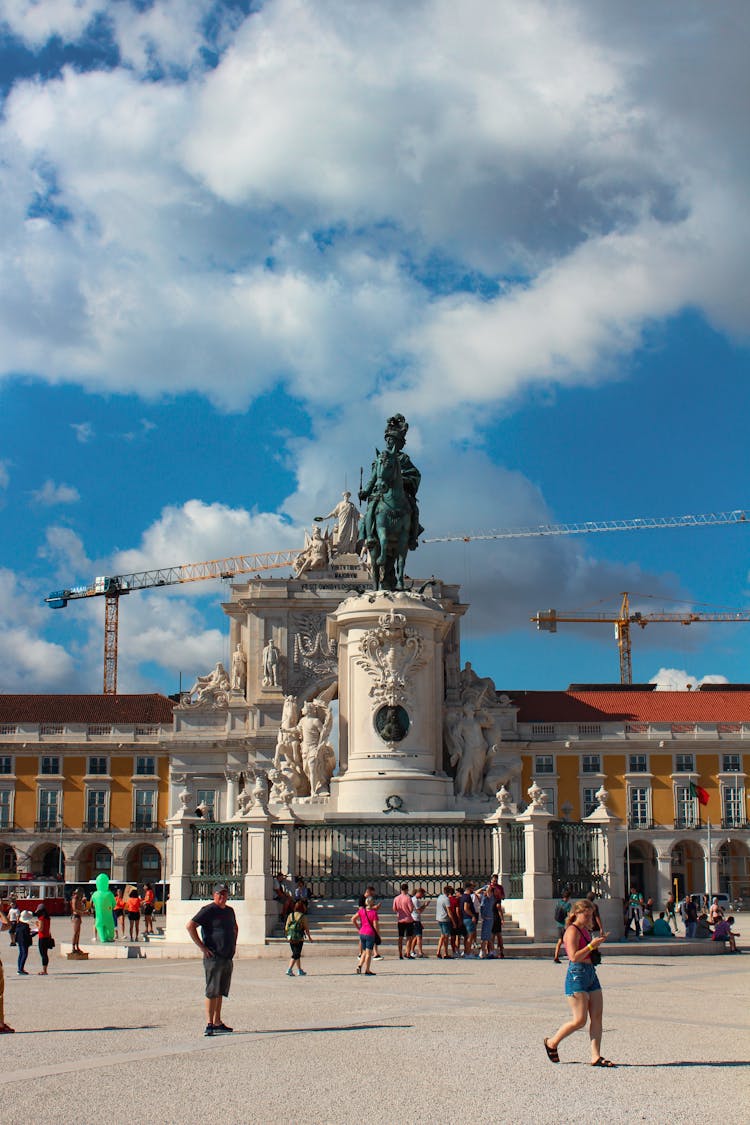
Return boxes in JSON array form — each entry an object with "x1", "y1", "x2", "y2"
[
  {"x1": 532, "y1": 593, "x2": 750, "y2": 684},
  {"x1": 45, "y1": 549, "x2": 302, "y2": 695}
]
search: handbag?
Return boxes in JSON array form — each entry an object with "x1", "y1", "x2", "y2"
[{"x1": 48, "y1": 936, "x2": 56, "y2": 948}]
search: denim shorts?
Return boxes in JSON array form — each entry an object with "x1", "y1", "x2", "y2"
[
  {"x1": 463, "y1": 918, "x2": 477, "y2": 935},
  {"x1": 359, "y1": 934, "x2": 376, "y2": 951},
  {"x1": 438, "y1": 921, "x2": 452, "y2": 936},
  {"x1": 565, "y1": 961, "x2": 601, "y2": 996}
]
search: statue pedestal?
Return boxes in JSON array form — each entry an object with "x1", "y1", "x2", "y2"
[{"x1": 326, "y1": 591, "x2": 456, "y2": 815}]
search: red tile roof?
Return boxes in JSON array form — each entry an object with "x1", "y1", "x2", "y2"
[
  {"x1": 0, "y1": 695, "x2": 174, "y2": 724},
  {"x1": 510, "y1": 689, "x2": 750, "y2": 723}
]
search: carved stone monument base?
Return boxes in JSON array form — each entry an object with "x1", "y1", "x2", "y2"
[{"x1": 326, "y1": 590, "x2": 456, "y2": 815}]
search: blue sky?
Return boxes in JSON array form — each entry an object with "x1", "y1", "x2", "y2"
[{"x1": 1, "y1": 0, "x2": 749, "y2": 696}]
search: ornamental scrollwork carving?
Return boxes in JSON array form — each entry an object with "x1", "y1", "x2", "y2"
[{"x1": 356, "y1": 609, "x2": 426, "y2": 708}]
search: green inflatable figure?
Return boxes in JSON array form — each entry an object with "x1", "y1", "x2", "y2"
[{"x1": 91, "y1": 871, "x2": 116, "y2": 943}]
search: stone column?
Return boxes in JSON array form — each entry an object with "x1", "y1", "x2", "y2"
[
  {"x1": 224, "y1": 770, "x2": 239, "y2": 820},
  {"x1": 163, "y1": 805, "x2": 201, "y2": 942},
  {"x1": 514, "y1": 782, "x2": 554, "y2": 940},
  {"x1": 583, "y1": 789, "x2": 625, "y2": 937},
  {"x1": 326, "y1": 591, "x2": 456, "y2": 815},
  {"x1": 242, "y1": 815, "x2": 275, "y2": 943}
]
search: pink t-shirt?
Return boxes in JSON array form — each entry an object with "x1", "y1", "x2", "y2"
[
  {"x1": 358, "y1": 908, "x2": 377, "y2": 937},
  {"x1": 393, "y1": 893, "x2": 414, "y2": 923}
]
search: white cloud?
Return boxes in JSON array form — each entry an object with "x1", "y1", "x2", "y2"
[
  {"x1": 0, "y1": 568, "x2": 77, "y2": 691},
  {"x1": 38, "y1": 525, "x2": 91, "y2": 578},
  {"x1": 650, "y1": 668, "x2": 730, "y2": 691},
  {"x1": 0, "y1": 1, "x2": 746, "y2": 421},
  {"x1": 71, "y1": 421, "x2": 94, "y2": 443},
  {"x1": 0, "y1": 0, "x2": 102, "y2": 48},
  {"x1": 31, "y1": 480, "x2": 80, "y2": 505}
]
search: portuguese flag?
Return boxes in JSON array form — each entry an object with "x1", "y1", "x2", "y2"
[{"x1": 690, "y1": 781, "x2": 710, "y2": 806}]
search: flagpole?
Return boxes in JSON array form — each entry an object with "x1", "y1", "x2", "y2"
[{"x1": 707, "y1": 817, "x2": 712, "y2": 900}]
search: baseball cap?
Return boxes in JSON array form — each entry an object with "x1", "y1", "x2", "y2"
[{"x1": 213, "y1": 883, "x2": 230, "y2": 894}]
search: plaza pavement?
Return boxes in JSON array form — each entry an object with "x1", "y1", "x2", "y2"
[{"x1": 0, "y1": 919, "x2": 747, "y2": 1125}]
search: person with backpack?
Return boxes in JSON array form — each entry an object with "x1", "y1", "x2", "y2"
[
  {"x1": 285, "y1": 900, "x2": 312, "y2": 976},
  {"x1": 15, "y1": 910, "x2": 34, "y2": 974},
  {"x1": 553, "y1": 890, "x2": 573, "y2": 962}
]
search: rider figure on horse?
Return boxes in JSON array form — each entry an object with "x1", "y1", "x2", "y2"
[{"x1": 358, "y1": 414, "x2": 424, "y2": 553}]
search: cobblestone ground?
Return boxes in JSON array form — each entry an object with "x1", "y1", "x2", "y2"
[{"x1": 0, "y1": 941, "x2": 747, "y2": 1125}]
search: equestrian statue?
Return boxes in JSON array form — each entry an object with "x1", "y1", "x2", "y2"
[{"x1": 359, "y1": 414, "x2": 424, "y2": 591}]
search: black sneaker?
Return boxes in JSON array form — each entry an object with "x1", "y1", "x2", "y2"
[
  {"x1": 213, "y1": 1021, "x2": 233, "y2": 1034},
  {"x1": 204, "y1": 1024, "x2": 214, "y2": 1037}
]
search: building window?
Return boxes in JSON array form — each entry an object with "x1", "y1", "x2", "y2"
[
  {"x1": 534, "y1": 755, "x2": 554, "y2": 775},
  {"x1": 722, "y1": 786, "x2": 745, "y2": 828},
  {"x1": 675, "y1": 754, "x2": 694, "y2": 773},
  {"x1": 722, "y1": 754, "x2": 742, "y2": 772},
  {"x1": 40, "y1": 756, "x2": 61, "y2": 776},
  {"x1": 1, "y1": 844, "x2": 15, "y2": 873},
  {"x1": 196, "y1": 789, "x2": 217, "y2": 819},
  {"x1": 0, "y1": 724, "x2": 16, "y2": 736},
  {"x1": 675, "y1": 784, "x2": 698, "y2": 829},
  {"x1": 94, "y1": 847, "x2": 111, "y2": 871},
  {"x1": 135, "y1": 756, "x2": 156, "y2": 776},
  {"x1": 628, "y1": 754, "x2": 648, "y2": 773},
  {"x1": 0, "y1": 790, "x2": 11, "y2": 829},
  {"x1": 38, "y1": 789, "x2": 60, "y2": 829},
  {"x1": 86, "y1": 789, "x2": 107, "y2": 830},
  {"x1": 581, "y1": 754, "x2": 601, "y2": 774},
  {"x1": 582, "y1": 787, "x2": 599, "y2": 817},
  {"x1": 0, "y1": 756, "x2": 12, "y2": 775},
  {"x1": 141, "y1": 846, "x2": 160, "y2": 871},
  {"x1": 87, "y1": 756, "x2": 108, "y2": 776},
  {"x1": 134, "y1": 790, "x2": 155, "y2": 829},
  {"x1": 629, "y1": 787, "x2": 650, "y2": 828}
]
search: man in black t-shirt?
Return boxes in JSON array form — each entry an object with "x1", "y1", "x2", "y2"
[{"x1": 187, "y1": 883, "x2": 239, "y2": 1037}]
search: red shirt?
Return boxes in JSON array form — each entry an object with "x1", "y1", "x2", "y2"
[{"x1": 128, "y1": 896, "x2": 142, "y2": 913}]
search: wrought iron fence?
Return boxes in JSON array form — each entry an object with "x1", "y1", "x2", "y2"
[
  {"x1": 272, "y1": 822, "x2": 498, "y2": 898},
  {"x1": 190, "y1": 823, "x2": 245, "y2": 899},
  {"x1": 551, "y1": 821, "x2": 607, "y2": 898},
  {"x1": 508, "y1": 822, "x2": 525, "y2": 898}
]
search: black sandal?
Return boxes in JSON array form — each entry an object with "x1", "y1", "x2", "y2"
[
  {"x1": 544, "y1": 1038, "x2": 560, "y2": 1063},
  {"x1": 591, "y1": 1057, "x2": 617, "y2": 1068}
]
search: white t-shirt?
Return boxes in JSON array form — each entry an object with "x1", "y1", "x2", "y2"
[{"x1": 436, "y1": 893, "x2": 450, "y2": 923}]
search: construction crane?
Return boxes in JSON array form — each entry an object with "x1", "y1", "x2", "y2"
[
  {"x1": 45, "y1": 550, "x2": 302, "y2": 695},
  {"x1": 45, "y1": 506, "x2": 749, "y2": 695},
  {"x1": 532, "y1": 592, "x2": 750, "y2": 685},
  {"x1": 422, "y1": 508, "x2": 748, "y2": 542}
]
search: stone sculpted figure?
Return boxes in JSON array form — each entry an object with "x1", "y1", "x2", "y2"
[
  {"x1": 262, "y1": 639, "x2": 280, "y2": 687},
  {"x1": 293, "y1": 526, "x2": 331, "y2": 577},
  {"x1": 297, "y1": 698, "x2": 336, "y2": 796},
  {"x1": 274, "y1": 695, "x2": 308, "y2": 796},
  {"x1": 314, "y1": 491, "x2": 361, "y2": 555},
  {"x1": 446, "y1": 702, "x2": 494, "y2": 798},
  {"x1": 359, "y1": 414, "x2": 423, "y2": 590},
  {"x1": 230, "y1": 643, "x2": 247, "y2": 692},
  {"x1": 187, "y1": 662, "x2": 230, "y2": 706}
]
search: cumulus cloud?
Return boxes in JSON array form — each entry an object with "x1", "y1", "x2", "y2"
[
  {"x1": 0, "y1": 1, "x2": 746, "y2": 420},
  {"x1": 38, "y1": 525, "x2": 91, "y2": 578},
  {"x1": 31, "y1": 480, "x2": 80, "y2": 505},
  {"x1": 650, "y1": 668, "x2": 730, "y2": 691},
  {"x1": 0, "y1": 568, "x2": 77, "y2": 691}
]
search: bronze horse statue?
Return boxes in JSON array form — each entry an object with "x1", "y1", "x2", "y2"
[{"x1": 368, "y1": 446, "x2": 411, "y2": 591}]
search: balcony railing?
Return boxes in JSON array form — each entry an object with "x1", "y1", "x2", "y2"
[
  {"x1": 627, "y1": 818, "x2": 655, "y2": 830},
  {"x1": 34, "y1": 820, "x2": 62, "y2": 833},
  {"x1": 131, "y1": 820, "x2": 162, "y2": 833},
  {"x1": 674, "y1": 818, "x2": 700, "y2": 830},
  {"x1": 721, "y1": 817, "x2": 749, "y2": 829},
  {"x1": 81, "y1": 821, "x2": 110, "y2": 832}
]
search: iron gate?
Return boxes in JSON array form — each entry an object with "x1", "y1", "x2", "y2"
[
  {"x1": 272, "y1": 822, "x2": 497, "y2": 898},
  {"x1": 551, "y1": 821, "x2": 607, "y2": 898}
]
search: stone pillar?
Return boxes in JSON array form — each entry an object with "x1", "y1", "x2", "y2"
[
  {"x1": 583, "y1": 790, "x2": 625, "y2": 937},
  {"x1": 242, "y1": 816, "x2": 275, "y2": 942},
  {"x1": 224, "y1": 770, "x2": 239, "y2": 820},
  {"x1": 163, "y1": 808, "x2": 200, "y2": 942},
  {"x1": 514, "y1": 782, "x2": 554, "y2": 940},
  {"x1": 326, "y1": 591, "x2": 456, "y2": 815}
]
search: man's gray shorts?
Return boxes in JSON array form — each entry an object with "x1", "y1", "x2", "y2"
[{"x1": 204, "y1": 956, "x2": 233, "y2": 998}]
